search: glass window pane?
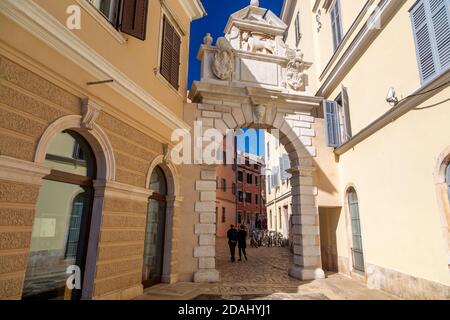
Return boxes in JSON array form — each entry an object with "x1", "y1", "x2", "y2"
[
  {"x1": 45, "y1": 131, "x2": 95, "y2": 177},
  {"x1": 149, "y1": 166, "x2": 167, "y2": 195},
  {"x1": 142, "y1": 199, "x2": 166, "y2": 284},
  {"x1": 23, "y1": 180, "x2": 92, "y2": 299}
]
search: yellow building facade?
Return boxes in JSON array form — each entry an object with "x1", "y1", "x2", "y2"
[
  {"x1": 0, "y1": 0, "x2": 205, "y2": 300},
  {"x1": 282, "y1": 0, "x2": 450, "y2": 298}
]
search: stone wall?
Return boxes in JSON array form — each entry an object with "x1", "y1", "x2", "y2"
[{"x1": 0, "y1": 55, "x2": 180, "y2": 300}]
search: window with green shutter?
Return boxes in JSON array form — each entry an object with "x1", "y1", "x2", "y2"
[
  {"x1": 160, "y1": 15, "x2": 181, "y2": 89},
  {"x1": 410, "y1": 0, "x2": 450, "y2": 84}
]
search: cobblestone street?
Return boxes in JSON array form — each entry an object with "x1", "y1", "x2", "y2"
[{"x1": 138, "y1": 238, "x2": 398, "y2": 300}]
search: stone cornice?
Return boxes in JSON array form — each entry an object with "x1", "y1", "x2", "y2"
[
  {"x1": 0, "y1": 0, "x2": 191, "y2": 132},
  {"x1": 316, "y1": 0, "x2": 405, "y2": 97},
  {"x1": 93, "y1": 180, "x2": 152, "y2": 201},
  {"x1": 190, "y1": 81, "x2": 323, "y2": 111},
  {"x1": 335, "y1": 69, "x2": 450, "y2": 156},
  {"x1": 0, "y1": 156, "x2": 51, "y2": 185},
  {"x1": 178, "y1": 0, "x2": 206, "y2": 21}
]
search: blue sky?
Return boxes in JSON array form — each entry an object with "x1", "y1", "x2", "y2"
[{"x1": 188, "y1": 0, "x2": 283, "y2": 156}]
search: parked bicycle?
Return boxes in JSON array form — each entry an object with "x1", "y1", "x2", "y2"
[{"x1": 250, "y1": 229, "x2": 288, "y2": 248}]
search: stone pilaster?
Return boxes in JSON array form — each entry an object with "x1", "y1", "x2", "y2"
[
  {"x1": 287, "y1": 166, "x2": 325, "y2": 280},
  {"x1": 193, "y1": 165, "x2": 220, "y2": 282},
  {"x1": 0, "y1": 156, "x2": 51, "y2": 299},
  {"x1": 161, "y1": 195, "x2": 183, "y2": 284},
  {"x1": 92, "y1": 181, "x2": 151, "y2": 300}
]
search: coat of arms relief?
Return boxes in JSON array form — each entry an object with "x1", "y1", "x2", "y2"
[{"x1": 285, "y1": 49, "x2": 308, "y2": 91}]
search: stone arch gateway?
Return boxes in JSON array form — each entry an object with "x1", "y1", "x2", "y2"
[{"x1": 186, "y1": 2, "x2": 327, "y2": 283}]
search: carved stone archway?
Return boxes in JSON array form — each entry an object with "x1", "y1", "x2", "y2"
[
  {"x1": 188, "y1": 1, "x2": 326, "y2": 282},
  {"x1": 190, "y1": 96, "x2": 325, "y2": 282}
]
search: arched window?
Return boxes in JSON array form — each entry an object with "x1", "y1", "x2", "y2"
[
  {"x1": 347, "y1": 188, "x2": 365, "y2": 272},
  {"x1": 142, "y1": 166, "x2": 167, "y2": 287},
  {"x1": 23, "y1": 131, "x2": 96, "y2": 300}
]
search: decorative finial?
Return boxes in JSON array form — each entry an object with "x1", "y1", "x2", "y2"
[
  {"x1": 250, "y1": 0, "x2": 259, "y2": 7},
  {"x1": 203, "y1": 33, "x2": 213, "y2": 46}
]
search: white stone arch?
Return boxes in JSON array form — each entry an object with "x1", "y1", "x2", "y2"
[
  {"x1": 33, "y1": 114, "x2": 116, "y2": 299},
  {"x1": 434, "y1": 146, "x2": 450, "y2": 270},
  {"x1": 145, "y1": 155, "x2": 182, "y2": 283},
  {"x1": 193, "y1": 102, "x2": 325, "y2": 282},
  {"x1": 34, "y1": 114, "x2": 116, "y2": 181}
]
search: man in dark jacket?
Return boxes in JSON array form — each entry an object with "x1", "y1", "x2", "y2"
[
  {"x1": 237, "y1": 225, "x2": 248, "y2": 261},
  {"x1": 227, "y1": 225, "x2": 238, "y2": 262}
]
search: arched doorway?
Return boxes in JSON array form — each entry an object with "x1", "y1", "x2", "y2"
[
  {"x1": 23, "y1": 130, "x2": 96, "y2": 300},
  {"x1": 142, "y1": 165, "x2": 168, "y2": 287}
]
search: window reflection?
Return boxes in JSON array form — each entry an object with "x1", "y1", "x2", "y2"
[{"x1": 23, "y1": 131, "x2": 95, "y2": 300}]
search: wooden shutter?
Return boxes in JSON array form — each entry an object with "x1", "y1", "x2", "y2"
[
  {"x1": 430, "y1": 0, "x2": 450, "y2": 69},
  {"x1": 120, "y1": 0, "x2": 148, "y2": 40},
  {"x1": 341, "y1": 85, "x2": 352, "y2": 140},
  {"x1": 411, "y1": 0, "x2": 439, "y2": 83},
  {"x1": 323, "y1": 100, "x2": 341, "y2": 147},
  {"x1": 160, "y1": 15, "x2": 180, "y2": 89}
]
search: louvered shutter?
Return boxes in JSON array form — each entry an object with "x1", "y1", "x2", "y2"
[
  {"x1": 411, "y1": 0, "x2": 439, "y2": 83},
  {"x1": 430, "y1": 0, "x2": 450, "y2": 69},
  {"x1": 323, "y1": 100, "x2": 340, "y2": 147},
  {"x1": 341, "y1": 85, "x2": 352, "y2": 141},
  {"x1": 171, "y1": 31, "x2": 181, "y2": 89},
  {"x1": 120, "y1": 0, "x2": 148, "y2": 40},
  {"x1": 279, "y1": 157, "x2": 285, "y2": 182},
  {"x1": 283, "y1": 154, "x2": 292, "y2": 179},
  {"x1": 160, "y1": 16, "x2": 181, "y2": 89},
  {"x1": 160, "y1": 16, "x2": 173, "y2": 84}
]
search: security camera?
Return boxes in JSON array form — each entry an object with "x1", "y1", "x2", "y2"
[{"x1": 386, "y1": 87, "x2": 399, "y2": 105}]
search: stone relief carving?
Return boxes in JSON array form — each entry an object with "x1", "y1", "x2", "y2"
[
  {"x1": 253, "y1": 104, "x2": 266, "y2": 124},
  {"x1": 81, "y1": 98, "x2": 102, "y2": 130},
  {"x1": 241, "y1": 31, "x2": 275, "y2": 55},
  {"x1": 212, "y1": 37, "x2": 234, "y2": 80},
  {"x1": 286, "y1": 50, "x2": 307, "y2": 91},
  {"x1": 316, "y1": 10, "x2": 322, "y2": 32}
]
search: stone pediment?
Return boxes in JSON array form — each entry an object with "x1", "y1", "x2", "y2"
[
  {"x1": 224, "y1": 4, "x2": 287, "y2": 37},
  {"x1": 195, "y1": 0, "x2": 313, "y2": 96}
]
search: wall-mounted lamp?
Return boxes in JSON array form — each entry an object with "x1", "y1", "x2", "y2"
[{"x1": 386, "y1": 87, "x2": 399, "y2": 106}]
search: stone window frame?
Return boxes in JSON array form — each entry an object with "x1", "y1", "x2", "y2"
[
  {"x1": 34, "y1": 114, "x2": 116, "y2": 299},
  {"x1": 155, "y1": 2, "x2": 186, "y2": 96},
  {"x1": 433, "y1": 147, "x2": 450, "y2": 271}
]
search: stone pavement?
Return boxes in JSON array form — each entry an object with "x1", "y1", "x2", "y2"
[{"x1": 136, "y1": 237, "x2": 398, "y2": 300}]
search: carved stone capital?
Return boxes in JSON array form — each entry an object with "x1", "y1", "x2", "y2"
[{"x1": 81, "y1": 98, "x2": 102, "y2": 130}]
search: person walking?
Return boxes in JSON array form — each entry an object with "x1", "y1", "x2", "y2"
[
  {"x1": 237, "y1": 224, "x2": 248, "y2": 261},
  {"x1": 227, "y1": 224, "x2": 238, "y2": 262}
]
